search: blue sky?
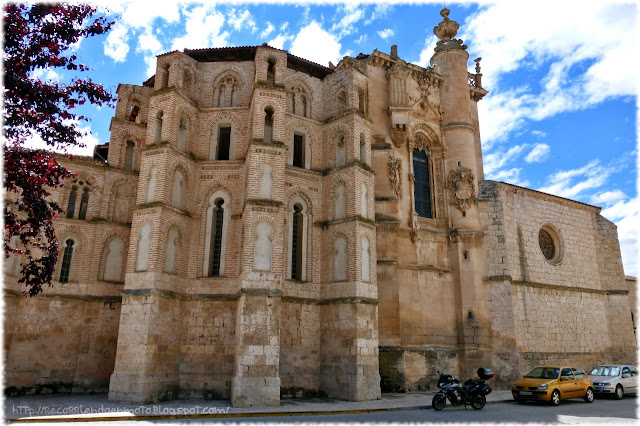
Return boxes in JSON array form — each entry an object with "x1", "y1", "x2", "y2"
[{"x1": 31, "y1": 0, "x2": 639, "y2": 275}]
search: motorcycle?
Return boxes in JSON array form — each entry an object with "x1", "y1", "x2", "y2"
[{"x1": 432, "y1": 368, "x2": 494, "y2": 410}]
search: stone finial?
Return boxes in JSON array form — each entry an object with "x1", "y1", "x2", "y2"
[
  {"x1": 474, "y1": 57, "x2": 482, "y2": 73},
  {"x1": 391, "y1": 45, "x2": 398, "y2": 58},
  {"x1": 433, "y1": 7, "x2": 459, "y2": 41}
]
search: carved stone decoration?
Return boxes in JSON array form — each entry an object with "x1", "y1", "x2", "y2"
[
  {"x1": 447, "y1": 167, "x2": 477, "y2": 213},
  {"x1": 410, "y1": 213, "x2": 420, "y2": 243},
  {"x1": 388, "y1": 154, "x2": 402, "y2": 199}
]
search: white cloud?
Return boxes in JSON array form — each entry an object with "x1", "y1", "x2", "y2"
[
  {"x1": 524, "y1": 143, "x2": 550, "y2": 163},
  {"x1": 590, "y1": 190, "x2": 628, "y2": 206},
  {"x1": 537, "y1": 159, "x2": 616, "y2": 200},
  {"x1": 22, "y1": 121, "x2": 100, "y2": 157},
  {"x1": 464, "y1": 1, "x2": 639, "y2": 145},
  {"x1": 170, "y1": 5, "x2": 229, "y2": 51},
  {"x1": 530, "y1": 130, "x2": 547, "y2": 138},
  {"x1": 290, "y1": 21, "x2": 342, "y2": 67},
  {"x1": 483, "y1": 144, "x2": 528, "y2": 176},
  {"x1": 138, "y1": 28, "x2": 163, "y2": 54},
  {"x1": 103, "y1": 23, "x2": 130, "y2": 62},
  {"x1": 227, "y1": 8, "x2": 257, "y2": 34},
  {"x1": 490, "y1": 168, "x2": 530, "y2": 188},
  {"x1": 600, "y1": 196, "x2": 639, "y2": 276},
  {"x1": 30, "y1": 68, "x2": 61, "y2": 82},
  {"x1": 268, "y1": 34, "x2": 293, "y2": 50},
  {"x1": 354, "y1": 34, "x2": 367, "y2": 45},
  {"x1": 331, "y1": 4, "x2": 365, "y2": 38},
  {"x1": 377, "y1": 28, "x2": 394, "y2": 40},
  {"x1": 261, "y1": 22, "x2": 275, "y2": 39},
  {"x1": 414, "y1": 35, "x2": 438, "y2": 68},
  {"x1": 365, "y1": 3, "x2": 392, "y2": 25}
]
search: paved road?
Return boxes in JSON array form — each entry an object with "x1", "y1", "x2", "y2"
[{"x1": 19, "y1": 396, "x2": 637, "y2": 424}]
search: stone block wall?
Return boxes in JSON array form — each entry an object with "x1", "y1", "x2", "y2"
[
  {"x1": 480, "y1": 180, "x2": 637, "y2": 385},
  {"x1": 4, "y1": 286, "x2": 121, "y2": 396}
]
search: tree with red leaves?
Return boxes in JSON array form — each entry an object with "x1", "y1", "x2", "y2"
[{"x1": 3, "y1": 4, "x2": 115, "y2": 296}]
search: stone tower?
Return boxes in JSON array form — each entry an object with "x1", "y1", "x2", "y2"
[{"x1": 430, "y1": 8, "x2": 491, "y2": 377}]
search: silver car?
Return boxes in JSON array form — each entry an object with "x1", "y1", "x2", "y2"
[{"x1": 589, "y1": 365, "x2": 638, "y2": 399}]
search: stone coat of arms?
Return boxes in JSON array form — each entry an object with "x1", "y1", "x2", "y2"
[{"x1": 447, "y1": 167, "x2": 476, "y2": 213}]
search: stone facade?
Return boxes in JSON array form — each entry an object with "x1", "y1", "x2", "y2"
[{"x1": 4, "y1": 9, "x2": 636, "y2": 404}]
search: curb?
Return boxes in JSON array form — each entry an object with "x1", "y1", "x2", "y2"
[{"x1": 6, "y1": 399, "x2": 515, "y2": 423}]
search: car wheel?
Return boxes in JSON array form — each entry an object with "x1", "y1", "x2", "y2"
[
  {"x1": 584, "y1": 387, "x2": 594, "y2": 403},
  {"x1": 550, "y1": 389, "x2": 561, "y2": 406},
  {"x1": 614, "y1": 385, "x2": 624, "y2": 400}
]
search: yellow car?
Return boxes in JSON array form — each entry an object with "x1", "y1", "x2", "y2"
[{"x1": 512, "y1": 366, "x2": 594, "y2": 406}]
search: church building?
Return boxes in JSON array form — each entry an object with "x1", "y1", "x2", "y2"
[{"x1": 4, "y1": 9, "x2": 636, "y2": 407}]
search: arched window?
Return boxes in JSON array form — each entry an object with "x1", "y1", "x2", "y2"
[
  {"x1": 360, "y1": 133, "x2": 366, "y2": 164},
  {"x1": 293, "y1": 133, "x2": 305, "y2": 167},
  {"x1": 360, "y1": 183, "x2": 368, "y2": 218},
  {"x1": 231, "y1": 85, "x2": 237, "y2": 107},
  {"x1": 217, "y1": 126, "x2": 231, "y2": 160},
  {"x1": 66, "y1": 186, "x2": 78, "y2": 218},
  {"x1": 259, "y1": 164, "x2": 273, "y2": 200},
  {"x1": 154, "y1": 111, "x2": 163, "y2": 143},
  {"x1": 301, "y1": 94, "x2": 307, "y2": 117},
  {"x1": 171, "y1": 170, "x2": 184, "y2": 209},
  {"x1": 267, "y1": 59, "x2": 275, "y2": 85},
  {"x1": 182, "y1": 68, "x2": 192, "y2": 94},
  {"x1": 264, "y1": 107, "x2": 274, "y2": 143},
  {"x1": 218, "y1": 86, "x2": 225, "y2": 108},
  {"x1": 204, "y1": 193, "x2": 229, "y2": 277},
  {"x1": 337, "y1": 90, "x2": 347, "y2": 109},
  {"x1": 104, "y1": 239, "x2": 124, "y2": 282},
  {"x1": 146, "y1": 166, "x2": 157, "y2": 203},
  {"x1": 164, "y1": 228, "x2": 179, "y2": 274},
  {"x1": 358, "y1": 88, "x2": 366, "y2": 113},
  {"x1": 334, "y1": 237, "x2": 347, "y2": 281},
  {"x1": 335, "y1": 135, "x2": 345, "y2": 168},
  {"x1": 288, "y1": 200, "x2": 308, "y2": 281},
  {"x1": 289, "y1": 93, "x2": 295, "y2": 114},
  {"x1": 159, "y1": 63, "x2": 170, "y2": 89},
  {"x1": 59, "y1": 239, "x2": 74, "y2": 283},
  {"x1": 123, "y1": 140, "x2": 135, "y2": 172},
  {"x1": 113, "y1": 184, "x2": 129, "y2": 224},
  {"x1": 334, "y1": 183, "x2": 346, "y2": 220},
  {"x1": 128, "y1": 104, "x2": 140, "y2": 122},
  {"x1": 361, "y1": 237, "x2": 371, "y2": 282},
  {"x1": 413, "y1": 148, "x2": 433, "y2": 218},
  {"x1": 78, "y1": 187, "x2": 89, "y2": 220},
  {"x1": 254, "y1": 222, "x2": 273, "y2": 271},
  {"x1": 178, "y1": 116, "x2": 188, "y2": 151},
  {"x1": 136, "y1": 224, "x2": 151, "y2": 272}
]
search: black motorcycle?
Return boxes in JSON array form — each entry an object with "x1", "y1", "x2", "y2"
[{"x1": 432, "y1": 368, "x2": 494, "y2": 410}]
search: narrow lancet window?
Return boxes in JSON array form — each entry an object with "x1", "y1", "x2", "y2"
[
  {"x1": 413, "y1": 148, "x2": 433, "y2": 218},
  {"x1": 124, "y1": 141, "x2": 135, "y2": 172},
  {"x1": 66, "y1": 186, "x2": 77, "y2": 218},
  {"x1": 291, "y1": 204, "x2": 303, "y2": 281},
  {"x1": 59, "y1": 239, "x2": 74, "y2": 283},
  {"x1": 209, "y1": 199, "x2": 225, "y2": 277},
  {"x1": 264, "y1": 107, "x2": 274, "y2": 143},
  {"x1": 78, "y1": 187, "x2": 89, "y2": 220}
]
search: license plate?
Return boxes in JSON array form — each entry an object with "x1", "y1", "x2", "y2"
[{"x1": 520, "y1": 391, "x2": 532, "y2": 395}]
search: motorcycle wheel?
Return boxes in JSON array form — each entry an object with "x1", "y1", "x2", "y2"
[
  {"x1": 470, "y1": 393, "x2": 486, "y2": 410},
  {"x1": 432, "y1": 393, "x2": 446, "y2": 411}
]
